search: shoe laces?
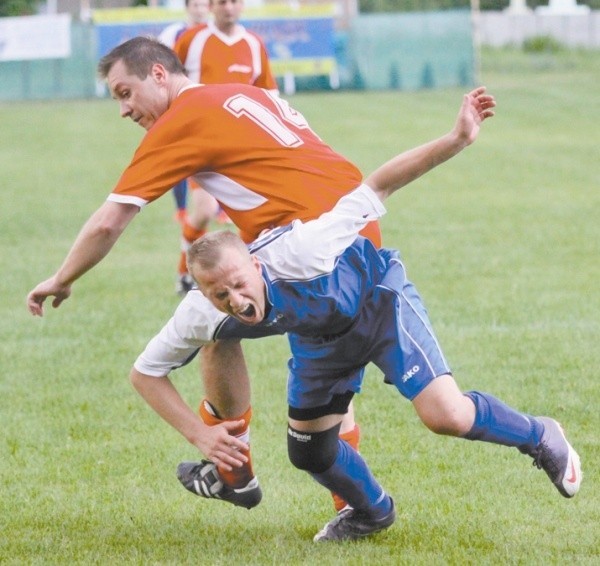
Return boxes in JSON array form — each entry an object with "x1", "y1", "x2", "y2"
[
  {"x1": 531, "y1": 441, "x2": 560, "y2": 479},
  {"x1": 324, "y1": 508, "x2": 353, "y2": 531}
]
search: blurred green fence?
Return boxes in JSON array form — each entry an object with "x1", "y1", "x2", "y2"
[
  {"x1": 0, "y1": 23, "x2": 97, "y2": 101},
  {"x1": 347, "y1": 10, "x2": 474, "y2": 90}
]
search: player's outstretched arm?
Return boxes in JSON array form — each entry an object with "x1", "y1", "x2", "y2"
[
  {"x1": 130, "y1": 368, "x2": 248, "y2": 470},
  {"x1": 26, "y1": 201, "x2": 139, "y2": 316},
  {"x1": 365, "y1": 86, "x2": 496, "y2": 202}
]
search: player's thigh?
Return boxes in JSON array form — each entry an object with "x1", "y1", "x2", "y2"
[
  {"x1": 289, "y1": 413, "x2": 344, "y2": 433},
  {"x1": 340, "y1": 402, "x2": 356, "y2": 434},
  {"x1": 189, "y1": 186, "x2": 219, "y2": 225}
]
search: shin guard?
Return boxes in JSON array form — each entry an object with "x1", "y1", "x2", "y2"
[
  {"x1": 463, "y1": 391, "x2": 544, "y2": 453},
  {"x1": 332, "y1": 424, "x2": 361, "y2": 511}
]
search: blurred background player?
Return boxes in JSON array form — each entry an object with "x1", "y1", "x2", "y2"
[
  {"x1": 157, "y1": 0, "x2": 213, "y2": 295},
  {"x1": 158, "y1": 0, "x2": 210, "y2": 49},
  {"x1": 172, "y1": 0, "x2": 279, "y2": 296}
]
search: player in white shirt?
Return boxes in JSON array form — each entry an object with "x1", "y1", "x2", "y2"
[
  {"x1": 158, "y1": 0, "x2": 211, "y2": 50},
  {"x1": 131, "y1": 92, "x2": 581, "y2": 541}
]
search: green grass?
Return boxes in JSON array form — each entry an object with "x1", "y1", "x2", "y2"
[{"x1": 1, "y1": 48, "x2": 599, "y2": 564}]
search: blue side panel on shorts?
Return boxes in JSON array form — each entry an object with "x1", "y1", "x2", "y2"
[
  {"x1": 284, "y1": 250, "x2": 451, "y2": 409},
  {"x1": 367, "y1": 257, "x2": 451, "y2": 399}
]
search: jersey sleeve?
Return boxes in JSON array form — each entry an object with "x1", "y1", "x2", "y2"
[
  {"x1": 133, "y1": 290, "x2": 227, "y2": 377},
  {"x1": 254, "y1": 35, "x2": 278, "y2": 92},
  {"x1": 257, "y1": 184, "x2": 386, "y2": 281},
  {"x1": 158, "y1": 22, "x2": 184, "y2": 48},
  {"x1": 107, "y1": 89, "x2": 210, "y2": 206}
]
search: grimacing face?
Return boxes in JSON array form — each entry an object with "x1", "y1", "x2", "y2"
[
  {"x1": 192, "y1": 246, "x2": 267, "y2": 326},
  {"x1": 107, "y1": 60, "x2": 170, "y2": 131}
]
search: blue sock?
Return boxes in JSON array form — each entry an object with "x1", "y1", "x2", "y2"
[
  {"x1": 463, "y1": 390, "x2": 544, "y2": 454},
  {"x1": 172, "y1": 179, "x2": 188, "y2": 211},
  {"x1": 311, "y1": 440, "x2": 392, "y2": 517}
]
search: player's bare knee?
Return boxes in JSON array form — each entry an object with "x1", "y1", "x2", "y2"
[
  {"x1": 420, "y1": 407, "x2": 473, "y2": 437},
  {"x1": 129, "y1": 367, "x2": 154, "y2": 394},
  {"x1": 287, "y1": 424, "x2": 340, "y2": 473}
]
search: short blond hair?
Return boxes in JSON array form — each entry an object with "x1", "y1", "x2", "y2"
[{"x1": 187, "y1": 230, "x2": 250, "y2": 272}]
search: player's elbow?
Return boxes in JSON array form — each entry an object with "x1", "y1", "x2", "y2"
[
  {"x1": 363, "y1": 176, "x2": 388, "y2": 202},
  {"x1": 129, "y1": 367, "x2": 152, "y2": 394},
  {"x1": 129, "y1": 367, "x2": 143, "y2": 392},
  {"x1": 93, "y1": 201, "x2": 139, "y2": 238},
  {"x1": 94, "y1": 219, "x2": 125, "y2": 241}
]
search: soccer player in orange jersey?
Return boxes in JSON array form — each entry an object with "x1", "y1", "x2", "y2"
[
  {"x1": 175, "y1": 0, "x2": 277, "y2": 90},
  {"x1": 26, "y1": 37, "x2": 494, "y2": 511},
  {"x1": 175, "y1": 3, "x2": 358, "y2": 505},
  {"x1": 172, "y1": 0, "x2": 279, "y2": 297}
]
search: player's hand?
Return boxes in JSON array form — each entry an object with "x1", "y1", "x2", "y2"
[
  {"x1": 453, "y1": 86, "x2": 496, "y2": 146},
  {"x1": 196, "y1": 420, "x2": 249, "y2": 471},
  {"x1": 26, "y1": 276, "x2": 72, "y2": 316}
]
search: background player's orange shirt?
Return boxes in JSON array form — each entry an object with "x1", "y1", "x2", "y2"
[
  {"x1": 174, "y1": 22, "x2": 277, "y2": 90},
  {"x1": 108, "y1": 84, "x2": 383, "y2": 244}
]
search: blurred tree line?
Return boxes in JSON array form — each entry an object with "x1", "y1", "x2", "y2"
[{"x1": 0, "y1": 0, "x2": 38, "y2": 16}]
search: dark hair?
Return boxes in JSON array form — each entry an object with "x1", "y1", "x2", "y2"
[{"x1": 97, "y1": 36, "x2": 186, "y2": 80}]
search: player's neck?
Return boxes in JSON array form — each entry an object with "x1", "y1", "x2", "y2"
[
  {"x1": 173, "y1": 76, "x2": 196, "y2": 100},
  {"x1": 215, "y1": 21, "x2": 239, "y2": 36},
  {"x1": 188, "y1": 17, "x2": 207, "y2": 26}
]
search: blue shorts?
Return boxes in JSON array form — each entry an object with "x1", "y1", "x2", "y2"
[{"x1": 287, "y1": 254, "x2": 451, "y2": 412}]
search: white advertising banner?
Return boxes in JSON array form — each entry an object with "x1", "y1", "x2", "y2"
[{"x1": 0, "y1": 14, "x2": 72, "y2": 62}]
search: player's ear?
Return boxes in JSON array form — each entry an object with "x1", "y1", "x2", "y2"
[
  {"x1": 150, "y1": 63, "x2": 168, "y2": 84},
  {"x1": 251, "y1": 255, "x2": 261, "y2": 274}
]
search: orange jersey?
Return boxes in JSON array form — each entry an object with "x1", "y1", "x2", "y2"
[
  {"x1": 108, "y1": 84, "x2": 382, "y2": 244},
  {"x1": 174, "y1": 22, "x2": 277, "y2": 90}
]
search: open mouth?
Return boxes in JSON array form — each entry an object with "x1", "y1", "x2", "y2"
[{"x1": 239, "y1": 304, "x2": 255, "y2": 318}]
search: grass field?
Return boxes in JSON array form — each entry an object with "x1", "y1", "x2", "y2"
[{"x1": 1, "y1": 47, "x2": 599, "y2": 564}]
